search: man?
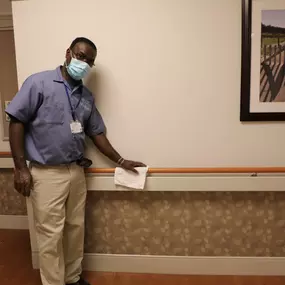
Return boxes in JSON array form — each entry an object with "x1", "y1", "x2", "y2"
[{"x1": 6, "y1": 37, "x2": 145, "y2": 285}]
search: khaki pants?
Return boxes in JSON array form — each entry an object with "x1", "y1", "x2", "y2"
[{"x1": 30, "y1": 162, "x2": 87, "y2": 285}]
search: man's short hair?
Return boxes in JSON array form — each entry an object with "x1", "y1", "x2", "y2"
[{"x1": 70, "y1": 37, "x2": 97, "y2": 51}]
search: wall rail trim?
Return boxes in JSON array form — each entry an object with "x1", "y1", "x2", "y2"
[
  {"x1": 1, "y1": 152, "x2": 285, "y2": 173},
  {"x1": 0, "y1": 13, "x2": 13, "y2": 30},
  {"x1": 85, "y1": 167, "x2": 285, "y2": 174}
]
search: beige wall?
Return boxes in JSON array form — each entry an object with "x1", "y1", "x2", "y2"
[
  {"x1": 0, "y1": 30, "x2": 18, "y2": 139},
  {"x1": 0, "y1": 0, "x2": 16, "y2": 150},
  {"x1": 11, "y1": 0, "x2": 285, "y2": 168},
  {"x1": 0, "y1": 0, "x2": 12, "y2": 15}
]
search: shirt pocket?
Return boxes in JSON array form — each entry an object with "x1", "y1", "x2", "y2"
[{"x1": 43, "y1": 101, "x2": 64, "y2": 124}]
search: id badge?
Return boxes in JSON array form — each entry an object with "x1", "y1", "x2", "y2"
[{"x1": 70, "y1": 120, "x2": 83, "y2": 134}]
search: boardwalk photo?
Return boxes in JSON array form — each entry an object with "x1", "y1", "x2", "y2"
[{"x1": 260, "y1": 10, "x2": 285, "y2": 102}]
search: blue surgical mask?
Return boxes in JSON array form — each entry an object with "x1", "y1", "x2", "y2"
[{"x1": 66, "y1": 53, "x2": 91, "y2": 81}]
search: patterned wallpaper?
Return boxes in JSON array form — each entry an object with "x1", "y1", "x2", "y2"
[
  {"x1": 1, "y1": 170, "x2": 285, "y2": 256},
  {"x1": 0, "y1": 170, "x2": 27, "y2": 215},
  {"x1": 85, "y1": 191, "x2": 285, "y2": 256}
]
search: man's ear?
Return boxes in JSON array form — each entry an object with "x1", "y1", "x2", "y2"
[
  {"x1": 66, "y1": 48, "x2": 71, "y2": 57},
  {"x1": 65, "y1": 48, "x2": 71, "y2": 64}
]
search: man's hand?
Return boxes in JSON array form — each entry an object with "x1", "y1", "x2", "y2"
[
  {"x1": 121, "y1": 160, "x2": 146, "y2": 174},
  {"x1": 91, "y1": 134, "x2": 147, "y2": 173},
  {"x1": 14, "y1": 167, "x2": 33, "y2": 197}
]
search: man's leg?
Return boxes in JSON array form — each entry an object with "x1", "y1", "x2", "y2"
[
  {"x1": 64, "y1": 164, "x2": 87, "y2": 284},
  {"x1": 30, "y1": 164, "x2": 70, "y2": 285}
]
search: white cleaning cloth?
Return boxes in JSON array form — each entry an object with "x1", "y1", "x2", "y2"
[{"x1": 114, "y1": 166, "x2": 149, "y2": 190}]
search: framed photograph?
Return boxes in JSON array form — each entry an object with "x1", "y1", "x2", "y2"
[{"x1": 240, "y1": 0, "x2": 285, "y2": 121}]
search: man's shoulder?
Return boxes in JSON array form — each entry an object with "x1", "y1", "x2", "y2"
[
  {"x1": 27, "y1": 68, "x2": 57, "y2": 83},
  {"x1": 82, "y1": 85, "x2": 95, "y2": 100},
  {"x1": 22, "y1": 68, "x2": 60, "y2": 89}
]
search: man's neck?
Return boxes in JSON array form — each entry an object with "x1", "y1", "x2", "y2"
[{"x1": 61, "y1": 65, "x2": 81, "y2": 88}]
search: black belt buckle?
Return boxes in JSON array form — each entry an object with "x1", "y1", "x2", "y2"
[{"x1": 76, "y1": 157, "x2": 92, "y2": 168}]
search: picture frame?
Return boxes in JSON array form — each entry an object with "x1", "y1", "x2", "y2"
[
  {"x1": 0, "y1": 94, "x2": 9, "y2": 141},
  {"x1": 240, "y1": 0, "x2": 285, "y2": 121}
]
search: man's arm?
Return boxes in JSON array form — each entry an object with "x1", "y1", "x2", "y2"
[
  {"x1": 86, "y1": 101, "x2": 146, "y2": 172},
  {"x1": 91, "y1": 133, "x2": 121, "y2": 163},
  {"x1": 9, "y1": 116, "x2": 33, "y2": 196},
  {"x1": 91, "y1": 133, "x2": 146, "y2": 173},
  {"x1": 5, "y1": 75, "x2": 41, "y2": 196},
  {"x1": 9, "y1": 117, "x2": 26, "y2": 169}
]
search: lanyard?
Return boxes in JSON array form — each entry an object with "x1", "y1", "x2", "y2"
[{"x1": 64, "y1": 84, "x2": 81, "y2": 121}]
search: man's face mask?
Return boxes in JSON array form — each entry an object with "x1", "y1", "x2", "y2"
[{"x1": 66, "y1": 52, "x2": 91, "y2": 81}]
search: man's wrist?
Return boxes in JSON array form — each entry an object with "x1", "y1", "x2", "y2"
[
  {"x1": 15, "y1": 165, "x2": 28, "y2": 171},
  {"x1": 13, "y1": 155, "x2": 27, "y2": 170},
  {"x1": 117, "y1": 157, "x2": 125, "y2": 166}
]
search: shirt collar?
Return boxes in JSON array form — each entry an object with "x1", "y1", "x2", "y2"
[
  {"x1": 53, "y1": 66, "x2": 64, "y2": 83},
  {"x1": 53, "y1": 66, "x2": 83, "y2": 88}
]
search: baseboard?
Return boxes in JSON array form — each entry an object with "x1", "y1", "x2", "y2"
[
  {"x1": 31, "y1": 252, "x2": 285, "y2": 275},
  {"x1": 0, "y1": 215, "x2": 28, "y2": 229}
]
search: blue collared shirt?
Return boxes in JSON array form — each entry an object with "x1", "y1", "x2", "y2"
[{"x1": 6, "y1": 66, "x2": 106, "y2": 165}]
